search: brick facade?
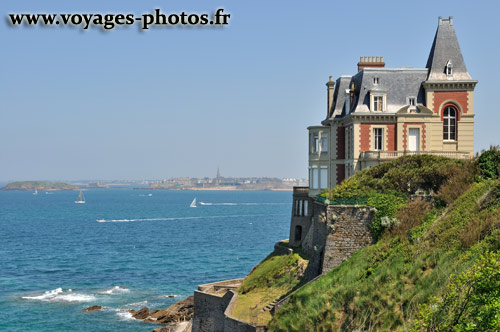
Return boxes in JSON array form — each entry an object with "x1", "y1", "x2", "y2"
[
  {"x1": 433, "y1": 91, "x2": 468, "y2": 115},
  {"x1": 336, "y1": 126, "x2": 345, "y2": 159}
]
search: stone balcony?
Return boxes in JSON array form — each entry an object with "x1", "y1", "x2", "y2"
[{"x1": 359, "y1": 150, "x2": 471, "y2": 161}]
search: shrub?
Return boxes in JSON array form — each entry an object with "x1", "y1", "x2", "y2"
[
  {"x1": 477, "y1": 146, "x2": 500, "y2": 180},
  {"x1": 392, "y1": 200, "x2": 432, "y2": 236},
  {"x1": 411, "y1": 251, "x2": 500, "y2": 332},
  {"x1": 436, "y1": 160, "x2": 476, "y2": 205},
  {"x1": 367, "y1": 192, "x2": 406, "y2": 240}
]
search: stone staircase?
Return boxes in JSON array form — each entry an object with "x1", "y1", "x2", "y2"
[{"x1": 261, "y1": 298, "x2": 280, "y2": 313}]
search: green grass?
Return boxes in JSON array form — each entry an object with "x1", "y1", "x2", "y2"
[
  {"x1": 267, "y1": 179, "x2": 500, "y2": 331},
  {"x1": 231, "y1": 249, "x2": 309, "y2": 325}
]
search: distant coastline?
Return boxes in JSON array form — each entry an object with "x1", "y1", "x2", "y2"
[{"x1": 1, "y1": 181, "x2": 79, "y2": 191}]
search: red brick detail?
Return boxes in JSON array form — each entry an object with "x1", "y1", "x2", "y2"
[
  {"x1": 336, "y1": 164, "x2": 345, "y2": 185},
  {"x1": 360, "y1": 123, "x2": 396, "y2": 152},
  {"x1": 386, "y1": 124, "x2": 397, "y2": 151},
  {"x1": 433, "y1": 91, "x2": 468, "y2": 115},
  {"x1": 336, "y1": 126, "x2": 345, "y2": 159},
  {"x1": 360, "y1": 124, "x2": 371, "y2": 152},
  {"x1": 403, "y1": 123, "x2": 426, "y2": 150},
  {"x1": 440, "y1": 103, "x2": 461, "y2": 121}
]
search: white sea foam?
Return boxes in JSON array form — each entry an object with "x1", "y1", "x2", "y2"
[
  {"x1": 115, "y1": 310, "x2": 134, "y2": 321},
  {"x1": 100, "y1": 286, "x2": 130, "y2": 294},
  {"x1": 22, "y1": 288, "x2": 96, "y2": 302},
  {"x1": 126, "y1": 300, "x2": 148, "y2": 307},
  {"x1": 96, "y1": 213, "x2": 287, "y2": 223}
]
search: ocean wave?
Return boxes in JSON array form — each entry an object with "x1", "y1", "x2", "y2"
[
  {"x1": 22, "y1": 288, "x2": 96, "y2": 302},
  {"x1": 96, "y1": 213, "x2": 287, "y2": 223},
  {"x1": 100, "y1": 286, "x2": 130, "y2": 294},
  {"x1": 115, "y1": 309, "x2": 134, "y2": 321},
  {"x1": 126, "y1": 300, "x2": 148, "y2": 307}
]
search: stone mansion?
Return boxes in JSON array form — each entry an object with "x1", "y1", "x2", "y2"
[{"x1": 307, "y1": 16, "x2": 477, "y2": 197}]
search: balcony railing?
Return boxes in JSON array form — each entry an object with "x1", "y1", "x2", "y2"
[
  {"x1": 293, "y1": 186, "x2": 309, "y2": 194},
  {"x1": 359, "y1": 150, "x2": 471, "y2": 160}
]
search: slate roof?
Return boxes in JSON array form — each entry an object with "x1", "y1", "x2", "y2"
[
  {"x1": 426, "y1": 17, "x2": 472, "y2": 81},
  {"x1": 323, "y1": 17, "x2": 473, "y2": 122}
]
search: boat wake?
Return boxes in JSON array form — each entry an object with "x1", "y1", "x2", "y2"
[
  {"x1": 199, "y1": 202, "x2": 287, "y2": 206},
  {"x1": 96, "y1": 213, "x2": 287, "y2": 223}
]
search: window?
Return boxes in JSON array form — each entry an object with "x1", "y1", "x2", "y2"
[
  {"x1": 373, "y1": 96, "x2": 383, "y2": 112},
  {"x1": 320, "y1": 133, "x2": 328, "y2": 153},
  {"x1": 374, "y1": 128, "x2": 383, "y2": 150},
  {"x1": 446, "y1": 60, "x2": 453, "y2": 76},
  {"x1": 373, "y1": 77, "x2": 379, "y2": 85},
  {"x1": 312, "y1": 166, "x2": 319, "y2": 189},
  {"x1": 408, "y1": 97, "x2": 416, "y2": 106},
  {"x1": 320, "y1": 166, "x2": 328, "y2": 189},
  {"x1": 443, "y1": 106, "x2": 457, "y2": 140},
  {"x1": 312, "y1": 134, "x2": 319, "y2": 153},
  {"x1": 303, "y1": 200, "x2": 308, "y2": 216}
]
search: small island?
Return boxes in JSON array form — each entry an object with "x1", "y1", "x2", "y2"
[{"x1": 1, "y1": 181, "x2": 80, "y2": 191}]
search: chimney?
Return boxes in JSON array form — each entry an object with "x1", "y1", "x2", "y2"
[
  {"x1": 326, "y1": 76, "x2": 335, "y2": 116},
  {"x1": 357, "y1": 56, "x2": 385, "y2": 72}
]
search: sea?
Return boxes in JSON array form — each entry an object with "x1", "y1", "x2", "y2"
[{"x1": 0, "y1": 188, "x2": 292, "y2": 331}]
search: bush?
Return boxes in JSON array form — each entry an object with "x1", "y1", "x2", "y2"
[
  {"x1": 367, "y1": 192, "x2": 406, "y2": 240},
  {"x1": 392, "y1": 200, "x2": 432, "y2": 236},
  {"x1": 477, "y1": 146, "x2": 500, "y2": 180},
  {"x1": 411, "y1": 251, "x2": 500, "y2": 332},
  {"x1": 436, "y1": 160, "x2": 476, "y2": 205}
]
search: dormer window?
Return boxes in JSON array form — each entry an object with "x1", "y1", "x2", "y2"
[
  {"x1": 445, "y1": 60, "x2": 453, "y2": 76},
  {"x1": 373, "y1": 77, "x2": 379, "y2": 85},
  {"x1": 408, "y1": 97, "x2": 416, "y2": 107},
  {"x1": 369, "y1": 89, "x2": 387, "y2": 112}
]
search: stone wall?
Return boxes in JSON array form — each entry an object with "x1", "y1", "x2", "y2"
[
  {"x1": 191, "y1": 290, "x2": 233, "y2": 332},
  {"x1": 321, "y1": 205, "x2": 376, "y2": 273}
]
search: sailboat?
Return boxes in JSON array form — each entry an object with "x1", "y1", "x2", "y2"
[
  {"x1": 74, "y1": 190, "x2": 86, "y2": 204},
  {"x1": 190, "y1": 198, "x2": 197, "y2": 208},
  {"x1": 33, "y1": 188, "x2": 38, "y2": 195}
]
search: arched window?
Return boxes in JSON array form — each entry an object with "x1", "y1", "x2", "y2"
[{"x1": 443, "y1": 106, "x2": 457, "y2": 140}]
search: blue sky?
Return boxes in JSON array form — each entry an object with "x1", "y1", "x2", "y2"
[{"x1": 1, "y1": 0, "x2": 499, "y2": 181}]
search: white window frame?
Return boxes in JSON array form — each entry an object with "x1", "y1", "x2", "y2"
[
  {"x1": 370, "y1": 93, "x2": 386, "y2": 112},
  {"x1": 373, "y1": 77, "x2": 379, "y2": 85},
  {"x1": 312, "y1": 134, "x2": 319, "y2": 153},
  {"x1": 320, "y1": 133, "x2": 328, "y2": 153},
  {"x1": 374, "y1": 128, "x2": 384, "y2": 151},
  {"x1": 320, "y1": 166, "x2": 328, "y2": 189},
  {"x1": 443, "y1": 106, "x2": 457, "y2": 141},
  {"x1": 407, "y1": 96, "x2": 416, "y2": 107},
  {"x1": 312, "y1": 166, "x2": 319, "y2": 189}
]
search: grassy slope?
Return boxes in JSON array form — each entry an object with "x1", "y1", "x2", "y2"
[
  {"x1": 231, "y1": 248, "x2": 309, "y2": 326},
  {"x1": 265, "y1": 155, "x2": 500, "y2": 331}
]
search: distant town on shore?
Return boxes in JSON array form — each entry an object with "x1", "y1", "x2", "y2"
[{"x1": 1, "y1": 169, "x2": 307, "y2": 191}]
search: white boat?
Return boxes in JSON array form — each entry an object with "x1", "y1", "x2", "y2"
[
  {"x1": 190, "y1": 198, "x2": 197, "y2": 208},
  {"x1": 75, "y1": 190, "x2": 86, "y2": 204},
  {"x1": 33, "y1": 189, "x2": 38, "y2": 195}
]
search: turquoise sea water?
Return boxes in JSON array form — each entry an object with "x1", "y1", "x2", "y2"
[{"x1": 0, "y1": 189, "x2": 291, "y2": 331}]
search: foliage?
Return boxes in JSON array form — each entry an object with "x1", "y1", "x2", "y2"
[
  {"x1": 367, "y1": 192, "x2": 406, "y2": 240},
  {"x1": 393, "y1": 200, "x2": 432, "y2": 237},
  {"x1": 411, "y1": 251, "x2": 500, "y2": 332},
  {"x1": 436, "y1": 161, "x2": 476, "y2": 205},
  {"x1": 477, "y1": 146, "x2": 500, "y2": 180},
  {"x1": 268, "y1": 176, "x2": 500, "y2": 332}
]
